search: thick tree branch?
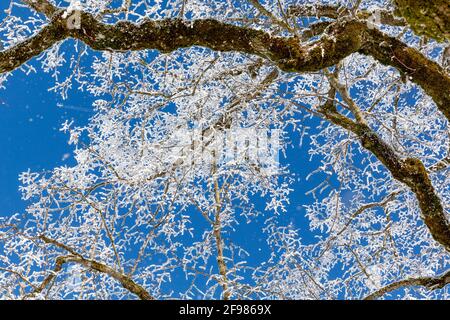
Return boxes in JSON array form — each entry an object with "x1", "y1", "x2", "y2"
[
  {"x1": 0, "y1": 21, "x2": 67, "y2": 73},
  {"x1": 321, "y1": 78, "x2": 450, "y2": 252},
  {"x1": 27, "y1": 255, "x2": 154, "y2": 300},
  {"x1": 287, "y1": 4, "x2": 406, "y2": 27},
  {"x1": 364, "y1": 269, "x2": 450, "y2": 300},
  {"x1": 22, "y1": 0, "x2": 57, "y2": 17},
  {"x1": 360, "y1": 27, "x2": 450, "y2": 121},
  {"x1": 289, "y1": 1, "x2": 449, "y2": 41},
  {"x1": 0, "y1": 14, "x2": 365, "y2": 73},
  {"x1": 1, "y1": 12, "x2": 448, "y2": 121},
  {"x1": 31, "y1": 235, "x2": 155, "y2": 300},
  {"x1": 393, "y1": 0, "x2": 449, "y2": 41}
]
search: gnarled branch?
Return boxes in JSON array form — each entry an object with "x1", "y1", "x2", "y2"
[
  {"x1": 393, "y1": 0, "x2": 450, "y2": 41},
  {"x1": 21, "y1": 0, "x2": 57, "y2": 17},
  {"x1": 364, "y1": 269, "x2": 450, "y2": 300},
  {"x1": 321, "y1": 76, "x2": 450, "y2": 252},
  {"x1": 28, "y1": 235, "x2": 155, "y2": 300},
  {"x1": 1, "y1": 8, "x2": 448, "y2": 121}
]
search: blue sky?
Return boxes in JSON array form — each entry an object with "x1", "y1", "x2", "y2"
[
  {"x1": 0, "y1": 0, "x2": 320, "y2": 230},
  {"x1": 0, "y1": 61, "x2": 92, "y2": 216},
  {"x1": 0, "y1": 47, "x2": 324, "y2": 295},
  {"x1": 0, "y1": 1, "x2": 351, "y2": 299},
  {"x1": 0, "y1": 56, "x2": 317, "y2": 220},
  {"x1": 0, "y1": 0, "x2": 92, "y2": 217},
  {"x1": 0, "y1": 61, "x2": 320, "y2": 225}
]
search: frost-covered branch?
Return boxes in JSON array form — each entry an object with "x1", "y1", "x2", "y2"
[
  {"x1": 1, "y1": 6, "x2": 449, "y2": 121},
  {"x1": 320, "y1": 76, "x2": 450, "y2": 252},
  {"x1": 393, "y1": 0, "x2": 449, "y2": 41},
  {"x1": 1, "y1": 0, "x2": 449, "y2": 301},
  {"x1": 28, "y1": 235, "x2": 155, "y2": 300},
  {"x1": 26, "y1": 254, "x2": 154, "y2": 300},
  {"x1": 287, "y1": 4, "x2": 405, "y2": 27},
  {"x1": 365, "y1": 269, "x2": 450, "y2": 300}
]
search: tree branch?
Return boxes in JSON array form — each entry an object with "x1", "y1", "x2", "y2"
[
  {"x1": 393, "y1": 0, "x2": 449, "y2": 41},
  {"x1": 248, "y1": 0, "x2": 293, "y2": 31},
  {"x1": 287, "y1": 4, "x2": 405, "y2": 27},
  {"x1": 31, "y1": 235, "x2": 155, "y2": 300},
  {"x1": 21, "y1": 0, "x2": 58, "y2": 17},
  {"x1": 364, "y1": 269, "x2": 450, "y2": 300},
  {"x1": 360, "y1": 26, "x2": 450, "y2": 122},
  {"x1": 320, "y1": 78, "x2": 450, "y2": 252},
  {"x1": 1, "y1": 12, "x2": 447, "y2": 121}
]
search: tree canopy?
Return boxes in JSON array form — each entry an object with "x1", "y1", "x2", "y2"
[{"x1": 0, "y1": 0, "x2": 449, "y2": 300}]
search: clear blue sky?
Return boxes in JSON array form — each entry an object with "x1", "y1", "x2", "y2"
[
  {"x1": 0, "y1": 1, "x2": 338, "y2": 298},
  {"x1": 0, "y1": 58, "x2": 319, "y2": 236},
  {"x1": 0, "y1": 0, "x2": 320, "y2": 230},
  {"x1": 0, "y1": 63, "x2": 93, "y2": 216}
]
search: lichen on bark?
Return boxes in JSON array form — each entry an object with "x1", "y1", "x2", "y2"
[{"x1": 394, "y1": 0, "x2": 450, "y2": 41}]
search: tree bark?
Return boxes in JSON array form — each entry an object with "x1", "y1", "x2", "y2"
[
  {"x1": 365, "y1": 269, "x2": 450, "y2": 299},
  {"x1": 1, "y1": 8, "x2": 449, "y2": 122},
  {"x1": 394, "y1": 0, "x2": 450, "y2": 41}
]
